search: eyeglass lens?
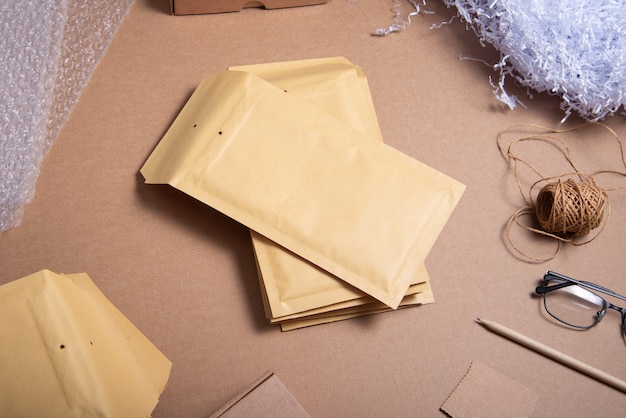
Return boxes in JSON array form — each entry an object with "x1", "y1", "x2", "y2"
[{"x1": 544, "y1": 279, "x2": 606, "y2": 329}]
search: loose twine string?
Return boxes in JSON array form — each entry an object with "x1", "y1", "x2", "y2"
[{"x1": 497, "y1": 122, "x2": 626, "y2": 262}]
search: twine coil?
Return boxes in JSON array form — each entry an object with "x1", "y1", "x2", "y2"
[
  {"x1": 499, "y1": 123, "x2": 626, "y2": 262},
  {"x1": 535, "y1": 179, "x2": 606, "y2": 237}
]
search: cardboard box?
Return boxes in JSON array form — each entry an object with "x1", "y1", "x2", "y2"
[{"x1": 170, "y1": 0, "x2": 330, "y2": 15}]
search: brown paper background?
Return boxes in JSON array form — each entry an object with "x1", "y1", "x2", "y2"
[{"x1": 1, "y1": 0, "x2": 626, "y2": 416}]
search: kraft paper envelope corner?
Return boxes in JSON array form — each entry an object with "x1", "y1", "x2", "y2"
[
  {"x1": 141, "y1": 66, "x2": 465, "y2": 310},
  {"x1": 441, "y1": 360, "x2": 538, "y2": 418},
  {"x1": 0, "y1": 269, "x2": 172, "y2": 418}
]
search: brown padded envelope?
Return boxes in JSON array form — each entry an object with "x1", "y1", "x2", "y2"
[{"x1": 2, "y1": 0, "x2": 626, "y2": 416}]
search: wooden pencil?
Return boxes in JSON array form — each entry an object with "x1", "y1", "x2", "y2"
[{"x1": 476, "y1": 317, "x2": 626, "y2": 393}]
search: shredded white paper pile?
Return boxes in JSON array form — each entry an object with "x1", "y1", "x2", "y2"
[
  {"x1": 442, "y1": 0, "x2": 626, "y2": 122},
  {"x1": 0, "y1": 0, "x2": 133, "y2": 233}
]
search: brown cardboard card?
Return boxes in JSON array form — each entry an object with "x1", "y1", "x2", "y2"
[
  {"x1": 441, "y1": 361, "x2": 538, "y2": 418},
  {"x1": 140, "y1": 69, "x2": 465, "y2": 309},
  {"x1": 209, "y1": 371, "x2": 311, "y2": 418},
  {"x1": 170, "y1": 0, "x2": 330, "y2": 15},
  {"x1": 0, "y1": 270, "x2": 172, "y2": 418}
]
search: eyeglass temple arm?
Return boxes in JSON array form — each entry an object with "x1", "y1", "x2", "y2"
[
  {"x1": 537, "y1": 271, "x2": 626, "y2": 303},
  {"x1": 535, "y1": 281, "x2": 570, "y2": 295}
]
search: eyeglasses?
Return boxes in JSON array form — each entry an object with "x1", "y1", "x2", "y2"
[{"x1": 535, "y1": 271, "x2": 626, "y2": 344}]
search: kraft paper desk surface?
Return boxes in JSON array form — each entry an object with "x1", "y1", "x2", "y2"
[{"x1": 2, "y1": 0, "x2": 626, "y2": 417}]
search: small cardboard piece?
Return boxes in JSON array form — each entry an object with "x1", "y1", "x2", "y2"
[
  {"x1": 440, "y1": 361, "x2": 539, "y2": 418},
  {"x1": 170, "y1": 0, "x2": 329, "y2": 15},
  {"x1": 209, "y1": 371, "x2": 311, "y2": 417}
]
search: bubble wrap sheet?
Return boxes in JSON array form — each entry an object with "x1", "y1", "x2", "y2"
[{"x1": 0, "y1": 0, "x2": 133, "y2": 232}]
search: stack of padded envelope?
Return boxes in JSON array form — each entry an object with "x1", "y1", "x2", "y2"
[{"x1": 141, "y1": 58, "x2": 465, "y2": 330}]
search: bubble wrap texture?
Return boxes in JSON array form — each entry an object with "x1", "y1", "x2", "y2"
[
  {"x1": 0, "y1": 0, "x2": 133, "y2": 232},
  {"x1": 444, "y1": 0, "x2": 626, "y2": 122}
]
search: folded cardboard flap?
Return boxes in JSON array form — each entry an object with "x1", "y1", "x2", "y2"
[
  {"x1": 440, "y1": 361, "x2": 539, "y2": 418},
  {"x1": 209, "y1": 371, "x2": 311, "y2": 417},
  {"x1": 170, "y1": 0, "x2": 329, "y2": 15}
]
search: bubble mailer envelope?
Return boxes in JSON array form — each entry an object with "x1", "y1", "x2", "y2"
[
  {"x1": 231, "y1": 58, "x2": 432, "y2": 323},
  {"x1": 140, "y1": 70, "x2": 465, "y2": 309},
  {"x1": 0, "y1": 270, "x2": 171, "y2": 418}
]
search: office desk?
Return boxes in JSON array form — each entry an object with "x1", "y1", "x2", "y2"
[{"x1": 2, "y1": 0, "x2": 625, "y2": 416}]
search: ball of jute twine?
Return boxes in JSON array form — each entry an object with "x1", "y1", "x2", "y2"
[
  {"x1": 535, "y1": 178, "x2": 606, "y2": 237},
  {"x1": 498, "y1": 122, "x2": 626, "y2": 263}
]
